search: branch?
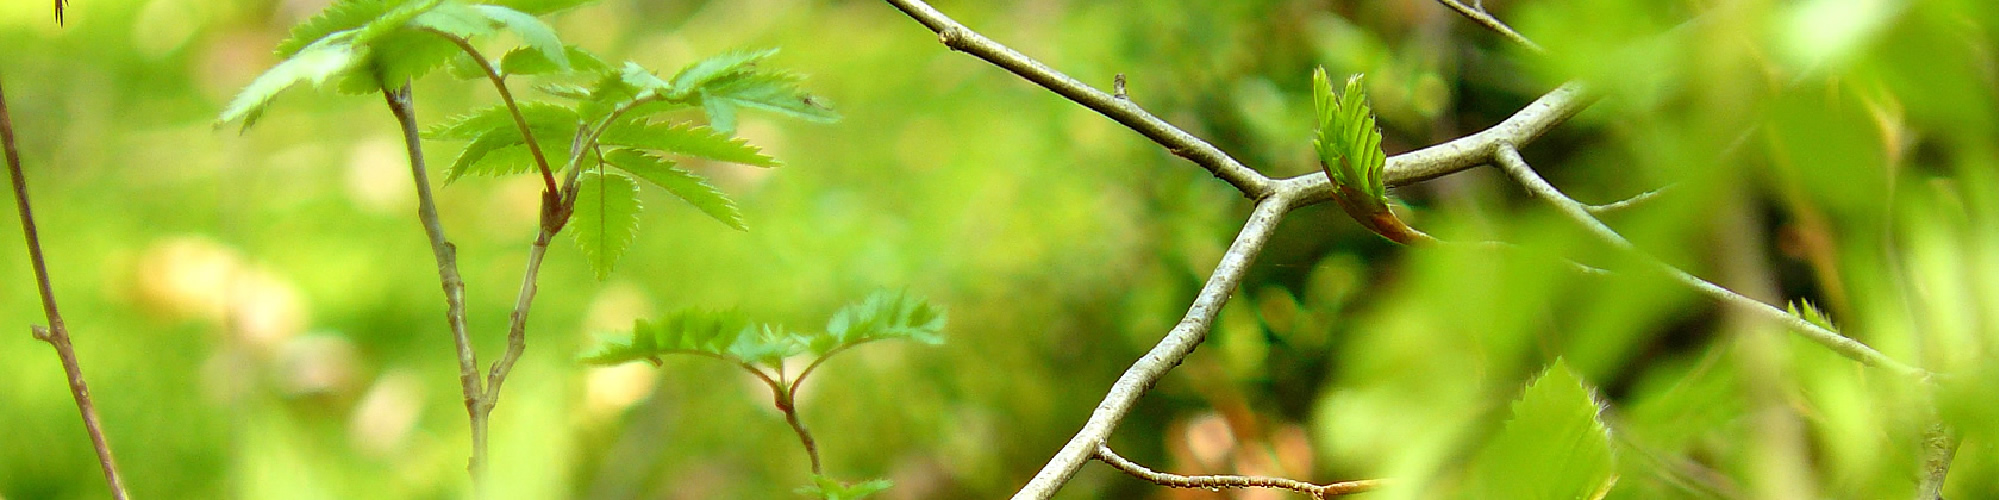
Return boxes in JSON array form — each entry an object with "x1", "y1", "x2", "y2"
[
  {"x1": 1915, "y1": 423, "x2": 1958, "y2": 500},
  {"x1": 1013, "y1": 194, "x2": 1294, "y2": 500},
  {"x1": 2, "y1": 74, "x2": 130, "y2": 500},
  {"x1": 879, "y1": 0, "x2": 1275, "y2": 198},
  {"x1": 479, "y1": 229, "x2": 552, "y2": 413},
  {"x1": 380, "y1": 84, "x2": 491, "y2": 483},
  {"x1": 1434, "y1": 0, "x2": 1544, "y2": 53},
  {"x1": 1490, "y1": 144, "x2": 1925, "y2": 377},
  {"x1": 1280, "y1": 81, "x2": 1592, "y2": 200},
  {"x1": 1094, "y1": 445, "x2": 1381, "y2": 499}
]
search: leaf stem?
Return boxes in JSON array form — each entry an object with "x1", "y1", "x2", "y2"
[
  {"x1": 430, "y1": 30, "x2": 562, "y2": 201},
  {"x1": 380, "y1": 84, "x2": 490, "y2": 486},
  {"x1": 2, "y1": 73, "x2": 130, "y2": 500}
]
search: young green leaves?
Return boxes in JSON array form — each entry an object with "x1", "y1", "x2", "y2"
[
  {"x1": 1462, "y1": 361, "x2": 1618, "y2": 499},
  {"x1": 1312, "y1": 68, "x2": 1433, "y2": 244},
  {"x1": 580, "y1": 290, "x2": 947, "y2": 368}
]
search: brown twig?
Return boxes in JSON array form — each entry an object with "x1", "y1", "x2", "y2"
[
  {"x1": 1, "y1": 77, "x2": 130, "y2": 499},
  {"x1": 1093, "y1": 445, "x2": 1382, "y2": 498},
  {"x1": 380, "y1": 84, "x2": 491, "y2": 484},
  {"x1": 429, "y1": 31, "x2": 562, "y2": 197}
]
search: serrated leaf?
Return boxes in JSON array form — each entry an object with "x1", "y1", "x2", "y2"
[
  {"x1": 536, "y1": 82, "x2": 593, "y2": 99},
  {"x1": 333, "y1": 24, "x2": 462, "y2": 94},
  {"x1": 602, "y1": 149, "x2": 746, "y2": 230},
  {"x1": 409, "y1": 2, "x2": 493, "y2": 38},
  {"x1": 730, "y1": 325, "x2": 807, "y2": 366},
  {"x1": 473, "y1": 4, "x2": 568, "y2": 71},
  {"x1": 822, "y1": 290, "x2": 948, "y2": 355},
  {"x1": 500, "y1": 45, "x2": 607, "y2": 76},
  {"x1": 599, "y1": 121, "x2": 779, "y2": 167},
  {"x1": 481, "y1": 0, "x2": 598, "y2": 15},
  {"x1": 796, "y1": 475, "x2": 894, "y2": 500},
  {"x1": 218, "y1": 33, "x2": 361, "y2": 129},
  {"x1": 275, "y1": 0, "x2": 394, "y2": 58},
  {"x1": 1312, "y1": 68, "x2": 1387, "y2": 203},
  {"x1": 620, "y1": 62, "x2": 673, "y2": 94},
  {"x1": 1788, "y1": 299, "x2": 1837, "y2": 331},
  {"x1": 699, "y1": 70, "x2": 840, "y2": 130},
  {"x1": 580, "y1": 310, "x2": 751, "y2": 365},
  {"x1": 571, "y1": 171, "x2": 642, "y2": 279},
  {"x1": 425, "y1": 101, "x2": 578, "y2": 140},
  {"x1": 1463, "y1": 361, "x2": 1617, "y2": 500},
  {"x1": 669, "y1": 48, "x2": 777, "y2": 98}
]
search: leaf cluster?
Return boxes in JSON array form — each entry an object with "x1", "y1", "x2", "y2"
[
  {"x1": 1312, "y1": 67, "x2": 1388, "y2": 207},
  {"x1": 581, "y1": 289, "x2": 946, "y2": 371},
  {"x1": 216, "y1": 0, "x2": 842, "y2": 279}
]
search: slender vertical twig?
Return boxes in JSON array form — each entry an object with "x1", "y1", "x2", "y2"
[
  {"x1": 1094, "y1": 445, "x2": 1382, "y2": 498},
  {"x1": 380, "y1": 84, "x2": 491, "y2": 484},
  {"x1": 1, "y1": 77, "x2": 131, "y2": 500}
]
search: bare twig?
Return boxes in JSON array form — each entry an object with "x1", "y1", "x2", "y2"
[
  {"x1": 480, "y1": 229, "x2": 552, "y2": 413},
  {"x1": 1013, "y1": 194, "x2": 1294, "y2": 500},
  {"x1": 381, "y1": 84, "x2": 491, "y2": 483},
  {"x1": 1587, "y1": 185, "x2": 1673, "y2": 214},
  {"x1": 1491, "y1": 144, "x2": 1924, "y2": 377},
  {"x1": 777, "y1": 386, "x2": 823, "y2": 474},
  {"x1": 1094, "y1": 445, "x2": 1382, "y2": 498},
  {"x1": 2, "y1": 74, "x2": 130, "y2": 500},
  {"x1": 880, "y1": 0, "x2": 1276, "y2": 198},
  {"x1": 1434, "y1": 0, "x2": 1544, "y2": 53}
]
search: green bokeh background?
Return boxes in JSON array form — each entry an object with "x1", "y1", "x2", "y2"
[{"x1": 0, "y1": 0, "x2": 1993, "y2": 498}]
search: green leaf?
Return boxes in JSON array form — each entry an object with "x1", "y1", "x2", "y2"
[
  {"x1": 580, "y1": 310, "x2": 753, "y2": 365},
  {"x1": 1312, "y1": 68, "x2": 1387, "y2": 204},
  {"x1": 409, "y1": 2, "x2": 493, "y2": 38},
  {"x1": 796, "y1": 475, "x2": 894, "y2": 500},
  {"x1": 599, "y1": 120, "x2": 779, "y2": 167},
  {"x1": 481, "y1": 0, "x2": 598, "y2": 15},
  {"x1": 275, "y1": 0, "x2": 394, "y2": 58},
  {"x1": 822, "y1": 290, "x2": 948, "y2": 355},
  {"x1": 332, "y1": 28, "x2": 462, "y2": 94},
  {"x1": 1788, "y1": 299, "x2": 1838, "y2": 331},
  {"x1": 1463, "y1": 361, "x2": 1617, "y2": 500},
  {"x1": 473, "y1": 4, "x2": 568, "y2": 71},
  {"x1": 425, "y1": 101, "x2": 578, "y2": 140},
  {"x1": 218, "y1": 33, "x2": 361, "y2": 129},
  {"x1": 500, "y1": 45, "x2": 607, "y2": 76},
  {"x1": 669, "y1": 48, "x2": 777, "y2": 99},
  {"x1": 571, "y1": 171, "x2": 642, "y2": 279},
  {"x1": 602, "y1": 149, "x2": 747, "y2": 231},
  {"x1": 620, "y1": 62, "x2": 673, "y2": 94},
  {"x1": 698, "y1": 70, "x2": 840, "y2": 133}
]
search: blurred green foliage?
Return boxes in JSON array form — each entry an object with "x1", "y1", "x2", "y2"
[{"x1": 0, "y1": 0, "x2": 1992, "y2": 499}]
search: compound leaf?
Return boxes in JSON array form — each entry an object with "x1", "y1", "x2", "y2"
[
  {"x1": 275, "y1": 0, "x2": 393, "y2": 58},
  {"x1": 409, "y1": 1, "x2": 492, "y2": 38},
  {"x1": 698, "y1": 70, "x2": 839, "y2": 133},
  {"x1": 797, "y1": 476, "x2": 895, "y2": 500},
  {"x1": 571, "y1": 171, "x2": 642, "y2": 279},
  {"x1": 1313, "y1": 68, "x2": 1387, "y2": 204},
  {"x1": 500, "y1": 45, "x2": 607, "y2": 76},
  {"x1": 602, "y1": 149, "x2": 746, "y2": 231}
]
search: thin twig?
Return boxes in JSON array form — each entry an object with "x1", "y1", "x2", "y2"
[
  {"x1": 1587, "y1": 185, "x2": 1673, "y2": 214},
  {"x1": 480, "y1": 229, "x2": 552, "y2": 411},
  {"x1": 880, "y1": 0, "x2": 1275, "y2": 198},
  {"x1": 1013, "y1": 194, "x2": 1294, "y2": 500},
  {"x1": 777, "y1": 386, "x2": 823, "y2": 475},
  {"x1": 1490, "y1": 144, "x2": 1925, "y2": 377},
  {"x1": 1094, "y1": 445, "x2": 1382, "y2": 498},
  {"x1": 430, "y1": 31, "x2": 562, "y2": 197},
  {"x1": 2, "y1": 74, "x2": 130, "y2": 500},
  {"x1": 1434, "y1": 0, "x2": 1544, "y2": 53},
  {"x1": 381, "y1": 84, "x2": 490, "y2": 483}
]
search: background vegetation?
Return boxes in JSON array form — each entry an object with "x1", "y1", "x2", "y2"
[{"x1": 1, "y1": 0, "x2": 1993, "y2": 498}]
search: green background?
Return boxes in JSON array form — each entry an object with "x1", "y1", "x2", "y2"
[{"x1": 0, "y1": 0, "x2": 1993, "y2": 498}]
